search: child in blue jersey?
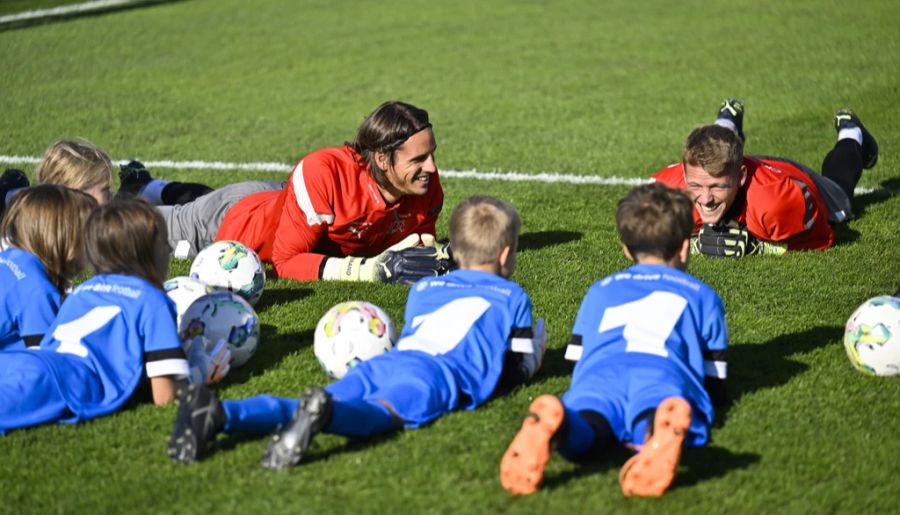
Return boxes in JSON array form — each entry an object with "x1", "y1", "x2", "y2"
[
  {"x1": 500, "y1": 183, "x2": 729, "y2": 497},
  {"x1": 0, "y1": 198, "x2": 191, "y2": 434},
  {"x1": 0, "y1": 185, "x2": 96, "y2": 351},
  {"x1": 168, "y1": 195, "x2": 546, "y2": 468}
]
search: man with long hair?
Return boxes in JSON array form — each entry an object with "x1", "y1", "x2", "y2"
[{"x1": 158, "y1": 101, "x2": 449, "y2": 283}]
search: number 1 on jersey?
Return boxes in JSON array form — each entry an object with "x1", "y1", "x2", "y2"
[
  {"x1": 598, "y1": 291, "x2": 687, "y2": 357},
  {"x1": 53, "y1": 306, "x2": 122, "y2": 358}
]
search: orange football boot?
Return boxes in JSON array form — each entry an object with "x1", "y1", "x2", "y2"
[
  {"x1": 500, "y1": 395, "x2": 565, "y2": 495},
  {"x1": 619, "y1": 397, "x2": 692, "y2": 497}
]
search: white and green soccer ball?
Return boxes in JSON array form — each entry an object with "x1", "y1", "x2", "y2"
[
  {"x1": 844, "y1": 295, "x2": 900, "y2": 376},
  {"x1": 164, "y1": 276, "x2": 215, "y2": 327},
  {"x1": 314, "y1": 301, "x2": 396, "y2": 379},
  {"x1": 179, "y1": 291, "x2": 260, "y2": 368},
  {"x1": 190, "y1": 240, "x2": 265, "y2": 306}
]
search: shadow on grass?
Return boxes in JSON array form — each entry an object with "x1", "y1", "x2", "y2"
[
  {"x1": 518, "y1": 230, "x2": 582, "y2": 252},
  {"x1": 539, "y1": 447, "x2": 631, "y2": 492},
  {"x1": 676, "y1": 445, "x2": 760, "y2": 488},
  {"x1": 850, "y1": 176, "x2": 900, "y2": 219},
  {"x1": 534, "y1": 442, "x2": 759, "y2": 493},
  {"x1": 253, "y1": 287, "x2": 314, "y2": 312},
  {"x1": 0, "y1": 0, "x2": 186, "y2": 32},
  {"x1": 224, "y1": 326, "x2": 314, "y2": 386},
  {"x1": 832, "y1": 224, "x2": 861, "y2": 247},
  {"x1": 302, "y1": 430, "x2": 402, "y2": 466},
  {"x1": 535, "y1": 345, "x2": 575, "y2": 381},
  {"x1": 216, "y1": 427, "x2": 402, "y2": 466},
  {"x1": 717, "y1": 324, "x2": 843, "y2": 426}
]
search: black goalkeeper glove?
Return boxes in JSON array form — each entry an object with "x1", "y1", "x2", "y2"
[
  {"x1": 321, "y1": 234, "x2": 452, "y2": 284},
  {"x1": 372, "y1": 246, "x2": 452, "y2": 284},
  {"x1": 694, "y1": 221, "x2": 787, "y2": 259}
]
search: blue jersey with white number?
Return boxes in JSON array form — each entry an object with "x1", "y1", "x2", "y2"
[
  {"x1": 0, "y1": 274, "x2": 189, "y2": 433},
  {"x1": 327, "y1": 269, "x2": 533, "y2": 427},
  {"x1": 398, "y1": 269, "x2": 534, "y2": 408},
  {"x1": 566, "y1": 264, "x2": 727, "y2": 437},
  {"x1": 0, "y1": 248, "x2": 60, "y2": 351}
]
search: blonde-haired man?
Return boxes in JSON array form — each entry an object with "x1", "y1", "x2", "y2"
[
  {"x1": 652, "y1": 98, "x2": 878, "y2": 258},
  {"x1": 168, "y1": 195, "x2": 546, "y2": 469}
]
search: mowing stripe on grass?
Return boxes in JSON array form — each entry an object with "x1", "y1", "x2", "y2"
[
  {"x1": 0, "y1": 0, "x2": 136, "y2": 24},
  {"x1": 0, "y1": 154, "x2": 892, "y2": 194}
]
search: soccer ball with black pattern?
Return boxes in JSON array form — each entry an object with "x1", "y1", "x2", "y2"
[
  {"x1": 190, "y1": 241, "x2": 266, "y2": 306},
  {"x1": 179, "y1": 291, "x2": 260, "y2": 368},
  {"x1": 314, "y1": 301, "x2": 396, "y2": 379},
  {"x1": 844, "y1": 295, "x2": 900, "y2": 376}
]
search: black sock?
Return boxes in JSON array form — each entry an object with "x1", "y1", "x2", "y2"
[
  {"x1": 821, "y1": 139, "x2": 864, "y2": 201},
  {"x1": 160, "y1": 182, "x2": 214, "y2": 205},
  {"x1": 577, "y1": 410, "x2": 614, "y2": 457}
]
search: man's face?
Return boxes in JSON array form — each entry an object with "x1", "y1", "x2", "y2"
[
  {"x1": 683, "y1": 163, "x2": 744, "y2": 224},
  {"x1": 380, "y1": 128, "x2": 437, "y2": 201}
]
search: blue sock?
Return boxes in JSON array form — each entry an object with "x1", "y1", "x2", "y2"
[
  {"x1": 557, "y1": 408, "x2": 597, "y2": 461},
  {"x1": 325, "y1": 398, "x2": 396, "y2": 438},
  {"x1": 631, "y1": 410, "x2": 654, "y2": 445},
  {"x1": 222, "y1": 395, "x2": 299, "y2": 435}
]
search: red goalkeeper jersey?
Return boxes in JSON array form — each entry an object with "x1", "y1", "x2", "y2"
[
  {"x1": 215, "y1": 146, "x2": 443, "y2": 281},
  {"x1": 652, "y1": 156, "x2": 834, "y2": 250}
]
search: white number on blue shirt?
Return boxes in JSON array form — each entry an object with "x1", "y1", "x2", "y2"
[
  {"x1": 396, "y1": 296, "x2": 491, "y2": 356},
  {"x1": 53, "y1": 306, "x2": 122, "y2": 358},
  {"x1": 598, "y1": 291, "x2": 687, "y2": 357}
]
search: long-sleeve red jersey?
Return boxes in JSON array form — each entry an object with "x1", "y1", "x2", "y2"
[
  {"x1": 652, "y1": 156, "x2": 834, "y2": 250},
  {"x1": 215, "y1": 146, "x2": 444, "y2": 281}
]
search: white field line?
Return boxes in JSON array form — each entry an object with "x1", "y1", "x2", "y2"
[
  {"x1": 0, "y1": 154, "x2": 890, "y2": 195},
  {"x1": 0, "y1": 0, "x2": 136, "y2": 24}
]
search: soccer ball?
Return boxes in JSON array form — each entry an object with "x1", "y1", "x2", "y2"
[
  {"x1": 314, "y1": 301, "x2": 396, "y2": 379},
  {"x1": 179, "y1": 291, "x2": 261, "y2": 368},
  {"x1": 844, "y1": 295, "x2": 900, "y2": 376},
  {"x1": 164, "y1": 276, "x2": 215, "y2": 327},
  {"x1": 190, "y1": 240, "x2": 266, "y2": 305}
]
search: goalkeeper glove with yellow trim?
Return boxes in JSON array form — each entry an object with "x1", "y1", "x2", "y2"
[
  {"x1": 321, "y1": 234, "x2": 451, "y2": 283},
  {"x1": 696, "y1": 221, "x2": 787, "y2": 259}
]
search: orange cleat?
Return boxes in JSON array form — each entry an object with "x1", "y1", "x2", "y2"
[
  {"x1": 499, "y1": 395, "x2": 565, "y2": 495},
  {"x1": 619, "y1": 397, "x2": 692, "y2": 497}
]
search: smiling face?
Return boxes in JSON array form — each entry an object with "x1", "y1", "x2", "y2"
[
  {"x1": 683, "y1": 163, "x2": 745, "y2": 224},
  {"x1": 375, "y1": 128, "x2": 437, "y2": 204}
]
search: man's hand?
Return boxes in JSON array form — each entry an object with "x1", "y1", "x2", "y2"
[
  {"x1": 696, "y1": 221, "x2": 787, "y2": 258},
  {"x1": 322, "y1": 234, "x2": 452, "y2": 283},
  {"x1": 186, "y1": 336, "x2": 232, "y2": 385}
]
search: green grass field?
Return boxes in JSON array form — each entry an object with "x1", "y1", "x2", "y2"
[{"x1": 1, "y1": 0, "x2": 899, "y2": 512}]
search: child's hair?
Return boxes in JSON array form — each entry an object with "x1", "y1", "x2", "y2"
[
  {"x1": 36, "y1": 139, "x2": 114, "y2": 193},
  {"x1": 1, "y1": 185, "x2": 97, "y2": 292},
  {"x1": 617, "y1": 183, "x2": 694, "y2": 261},
  {"x1": 85, "y1": 198, "x2": 168, "y2": 288},
  {"x1": 682, "y1": 124, "x2": 743, "y2": 178},
  {"x1": 449, "y1": 195, "x2": 521, "y2": 267}
]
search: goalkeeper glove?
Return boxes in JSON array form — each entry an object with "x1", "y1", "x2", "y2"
[
  {"x1": 420, "y1": 233, "x2": 456, "y2": 270},
  {"x1": 321, "y1": 234, "x2": 452, "y2": 284},
  {"x1": 186, "y1": 336, "x2": 232, "y2": 385},
  {"x1": 509, "y1": 318, "x2": 547, "y2": 381},
  {"x1": 696, "y1": 221, "x2": 787, "y2": 259}
]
